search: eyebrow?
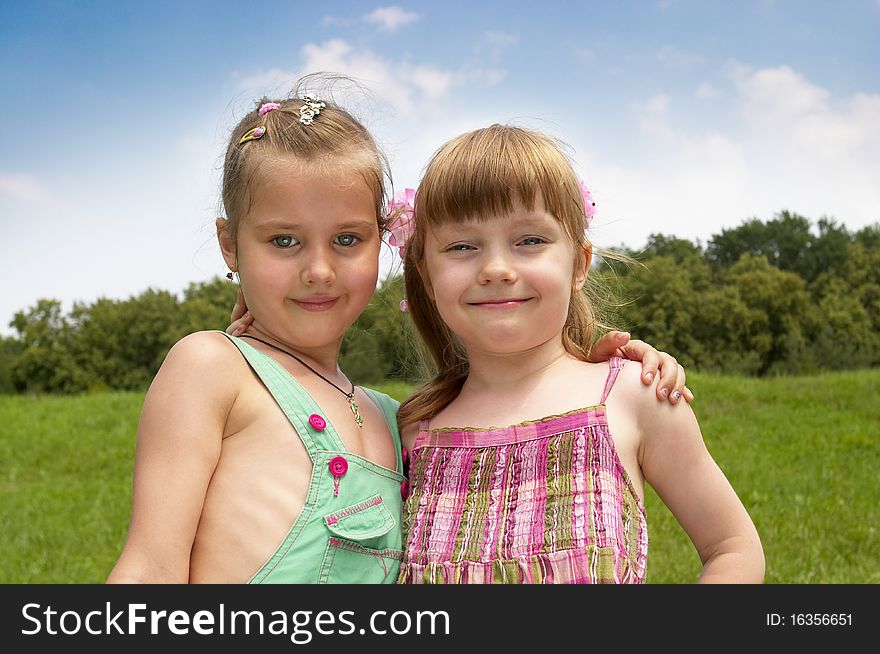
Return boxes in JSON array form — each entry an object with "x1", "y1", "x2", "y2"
[{"x1": 255, "y1": 219, "x2": 376, "y2": 231}]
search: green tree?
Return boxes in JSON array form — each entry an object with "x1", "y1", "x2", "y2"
[
  {"x1": 707, "y1": 211, "x2": 817, "y2": 279},
  {"x1": 601, "y1": 254, "x2": 712, "y2": 371},
  {"x1": 0, "y1": 335, "x2": 23, "y2": 394},
  {"x1": 726, "y1": 254, "x2": 817, "y2": 375},
  {"x1": 70, "y1": 290, "x2": 181, "y2": 390},
  {"x1": 178, "y1": 277, "x2": 240, "y2": 336},
  {"x1": 9, "y1": 300, "x2": 92, "y2": 393}
]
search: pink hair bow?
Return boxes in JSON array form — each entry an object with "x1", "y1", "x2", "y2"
[
  {"x1": 386, "y1": 188, "x2": 417, "y2": 312},
  {"x1": 578, "y1": 179, "x2": 596, "y2": 227},
  {"x1": 386, "y1": 188, "x2": 416, "y2": 259}
]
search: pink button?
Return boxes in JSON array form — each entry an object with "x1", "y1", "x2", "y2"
[
  {"x1": 400, "y1": 480, "x2": 409, "y2": 500},
  {"x1": 308, "y1": 414, "x2": 326, "y2": 431},
  {"x1": 328, "y1": 456, "x2": 348, "y2": 477}
]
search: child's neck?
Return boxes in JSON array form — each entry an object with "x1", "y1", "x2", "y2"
[
  {"x1": 244, "y1": 324, "x2": 344, "y2": 381},
  {"x1": 462, "y1": 337, "x2": 574, "y2": 395}
]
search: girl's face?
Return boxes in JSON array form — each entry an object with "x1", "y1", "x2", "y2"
[
  {"x1": 420, "y1": 196, "x2": 587, "y2": 358},
  {"x1": 220, "y1": 160, "x2": 380, "y2": 354}
]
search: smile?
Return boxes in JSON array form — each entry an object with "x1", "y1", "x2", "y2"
[
  {"x1": 293, "y1": 297, "x2": 340, "y2": 312},
  {"x1": 468, "y1": 298, "x2": 531, "y2": 309}
]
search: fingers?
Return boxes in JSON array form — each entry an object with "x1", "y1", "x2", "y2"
[
  {"x1": 655, "y1": 353, "x2": 689, "y2": 405},
  {"x1": 226, "y1": 290, "x2": 252, "y2": 336},
  {"x1": 615, "y1": 338, "x2": 661, "y2": 384},
  {"x1": 587, "y1": 331, "x2": 630, "y2": 363},
  {"x1": 229, "y1": 289, "x2": 247, "y2": 324},
  {"x1": 683, "y1": 386, "x2": 695, "y2": 403},
  {"x1": 226, "y1": 311, "x2": 253, "y2": 336}
]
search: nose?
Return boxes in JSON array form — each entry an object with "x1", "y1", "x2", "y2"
[
  {"x1": 301, "y1": 246, "x2": 336, "y2": 286},
  {"x1": 478, "y1": 246, "x2": 517, "y2": 284}
]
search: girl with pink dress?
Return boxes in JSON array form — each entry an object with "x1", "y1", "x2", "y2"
[{"x1": 395, "y1": 124, "x2": 764, "y2": 584}]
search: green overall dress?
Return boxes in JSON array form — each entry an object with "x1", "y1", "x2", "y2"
[{"x1": 221, "y1": 333, "x2": 405, "y2": 584}]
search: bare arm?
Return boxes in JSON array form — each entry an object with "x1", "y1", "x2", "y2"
[
  {"x1": 106, "y1": 332, "x2": 239, "y2": 583},
  {"x1": 636, "y1": 376, "x2": 764, "y2": 583}
]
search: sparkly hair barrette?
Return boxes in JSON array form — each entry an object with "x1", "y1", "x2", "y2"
[
  {"x1": 299, "y1": 94, "x2": 326, "y2": 125},
  {"x1": 238, "y1": 101, "x2": 282, "y2": 145}
]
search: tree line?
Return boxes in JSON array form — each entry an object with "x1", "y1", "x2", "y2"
[{"x1": 2, "y1": 211, "x2": 877, "y2": 394}]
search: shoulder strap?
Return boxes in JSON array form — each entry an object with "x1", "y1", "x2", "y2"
[
  {"x1": 217, "y1": 331, "x2": 347, "y2": 455},
  {"x1": 599, "y1": 356, "x2": 626, "y2": 405},
  {"x1": 361, "y1": 388, "x2": 403, "y2": 475}
]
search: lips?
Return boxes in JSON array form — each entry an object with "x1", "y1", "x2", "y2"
[
  {"x1": 293, "y1": 296, "x2": 339, "y2": 311},
  {"x1": 468, "y1": 297, "x2": 531, "y2": 308}
]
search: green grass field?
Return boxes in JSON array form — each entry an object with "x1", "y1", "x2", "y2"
[{"x1": 1, "y1": 370, "x2": 877, "y2": 583}]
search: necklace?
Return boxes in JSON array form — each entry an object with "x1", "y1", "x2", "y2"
[{"x1": 240, "y1": 334, "x2": 363, "y2": 429}]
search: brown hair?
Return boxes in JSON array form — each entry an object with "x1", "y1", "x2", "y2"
[
  {"x1": 398, "y1": 124, "x2": 610, "y2": 429},
  {"x1": 220, "y1": 77, "x2": 391, "y2": 244}
]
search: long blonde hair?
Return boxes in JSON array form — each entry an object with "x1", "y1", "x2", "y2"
[{"x1": 398, "y1": 124, "x2": 605, "y2": 429}]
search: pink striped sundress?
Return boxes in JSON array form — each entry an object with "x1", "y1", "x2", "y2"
[{"x1": 398, "y1": 357, "x2": 648, "y2": 584}]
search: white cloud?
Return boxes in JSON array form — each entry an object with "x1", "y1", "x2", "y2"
[
  {"x1": 410, "y1": 66, "x2": 454, "y2": 98},
  {"x1": 483, "y1": 31, "x2": 519, "y2": 61},
  {"x1": 590, "y1": 65, "x2": 880, "y2": 249},
  {"x1": 322, "y1": 15, "x2": 354, "y2": 28},
  {"x1": 364, "y1": 6, "x2": 418, "y2": 31},
  {"x1": 235, "y1": 39, "x2": 507, "y2": 119},
  {"x1": 695, "y1": 82, "x2": 719, "y2": 99},
  {"x1": 732, "y1": 64, "x2": 880, "y2": 227},
  {"x1": 296, "y1": 39, "x2": 430, "y2": 116},
  {"x1": 0, "y1": 172, "x2": 47, "y2": 204},
  {"x1": 632, "y1": 94, "x2": 673, "y2": 142}
]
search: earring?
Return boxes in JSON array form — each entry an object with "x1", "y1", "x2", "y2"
[{"x1": 226, "y1": 272, "x2": 235, "y2": 280}]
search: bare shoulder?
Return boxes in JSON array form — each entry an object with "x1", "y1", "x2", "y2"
[
  {"x1": 164, "y1": 330, "x2": 242, "y2": 370},
  {"x1": 145, "y1": 331, "x2": 248, "y2": 417},
  {"x1": 604, "y1": 359, "x2": 701, "y2": 458},
  {"x1": 160, "y1": 331, "x2": 245, "y2": 382},
  {"x1": 604, "y1": 359, "x2": 651, "y2": 408}
]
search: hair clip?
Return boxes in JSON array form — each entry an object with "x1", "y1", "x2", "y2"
[
  {"x1": 386, "y1": 188, "x2": 416, "y2": 259},
  {"x1": 258, "y1": 102, "x2": 281, "y2": 116},
  {"x1": 299, "y1": 94, "x2": 326, "y2": 125},
  {"x1": 238, "y1": 126, "x2": 266, "y2": 145},
  {"x1": 578, "y1": 179, "x2": 596, "y2": 227},
  {"x1": 387, "y1": 188, "x2": 416, "y2": 312}
]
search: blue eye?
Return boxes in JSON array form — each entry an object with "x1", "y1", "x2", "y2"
[
  {"x1": 446, "y1": 243, "x2": 475, "y2": 252},
  {"x1": 272, "y1": 235, "x2": 297, "y2": 248},
  {"x1": 334, "y1": 234, "x2": 360, "y2": 247},
  {"x1": 520, "y1": 236, "x2": 546, "y2": 246}
]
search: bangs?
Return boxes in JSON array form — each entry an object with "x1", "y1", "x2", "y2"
[{"x1": 416, "y1": 125, "x2": 586, "y2": 239}]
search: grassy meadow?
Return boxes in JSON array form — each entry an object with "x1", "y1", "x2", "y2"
[{"x1": 0, "y1": 370, "x2": 877, "y2": 584}]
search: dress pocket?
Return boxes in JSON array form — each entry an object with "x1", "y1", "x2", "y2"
[{"x1": 318, "y1": 494, "x2": 403, "y2": 584}]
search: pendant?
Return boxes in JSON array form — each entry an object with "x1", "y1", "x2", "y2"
[{"x1": 349, "y1": 397, "x2": 364, "y2": 429}]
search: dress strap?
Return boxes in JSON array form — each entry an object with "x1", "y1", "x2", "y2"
[
  {"x1": 599, "y1": 356, "x2": 626, "y2": 405},
  {"x1": 217, "y1": 331, "x2": 348, "y2": 456},
  {"x1": 411, "y1": 419, "x2": 431, "y2": 450}
]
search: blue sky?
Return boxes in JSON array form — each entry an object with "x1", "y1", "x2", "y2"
[{"x1": 1, "y1": 1, "x2": 878, "y2": 334}]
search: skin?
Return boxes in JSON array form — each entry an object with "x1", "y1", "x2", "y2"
[
  {"x1": 409, "y1": 197, "x2": 764, "y2": 583},
  {"x1": 108, "y1": 162, "x2": 398, "y2": 583}
]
